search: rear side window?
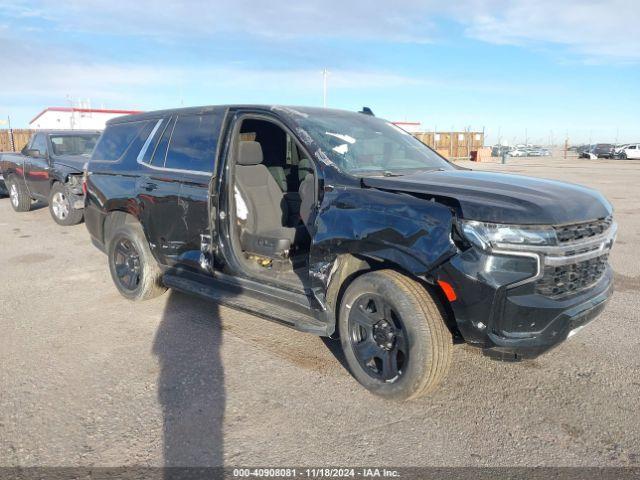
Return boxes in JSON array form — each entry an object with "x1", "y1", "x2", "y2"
[
  {"x1": 164, "y1": 113, "x2": 222, "y2": 172},
  {"x1": 92, "y1": 121, "x2": 147, "y2": 161},
  {"x1": 151, "y1": 117, "x2": 176, "y2": 166}
]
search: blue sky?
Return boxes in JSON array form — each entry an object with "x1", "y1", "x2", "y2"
[{"x1": 1, "y1": 0, "x2": 639, "y2": 144}]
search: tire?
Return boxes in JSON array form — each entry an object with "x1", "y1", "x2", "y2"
[
  {"x1": 339, "y1": 269, "x2": 453, "y2": 400},
  {"x1": 107, "y1": 221, "x2": 167, "y2": 301},
  {"x1": 621, "y1": 153, "x2": 627, "y2": 160},
  {"x1": 48, "y1": 182, "x2": 84, "y2": 226},
  {"x1": 7, "y1": 175, "x2": 32, "y2": 212}
]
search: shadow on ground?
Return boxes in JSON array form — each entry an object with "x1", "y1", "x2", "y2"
[{"x1": 153, "y1": 291, "x2": 225, "y2": 473}]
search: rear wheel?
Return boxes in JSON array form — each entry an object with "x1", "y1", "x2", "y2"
[
  {"x1": 49, "y1": 182, "x2": 84, "y2": 226},
  {"x1": 107, "y1": 222, "x2": 167, "y2": 301},
  {"x1": 339, "y1": 269, "x2": 453, "y2": 400},
  {"x1": 7, "y1": 175, "x2": 32, "y2": 212}
]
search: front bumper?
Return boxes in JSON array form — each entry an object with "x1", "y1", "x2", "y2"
[{"x1": 436, "y1": 248, "x2": 614, "y2": 360}]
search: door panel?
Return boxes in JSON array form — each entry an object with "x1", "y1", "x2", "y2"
[
  {"x1": 177, "y1": 173, "x2": 214, "y2": 273},
  {"x1": 135, "y1": 116, "x2": 186, "y2": 266},
  {"x1": 137, "y1": 172, "x2": 185, "y2": 266},
  {"x1": 164, "y1": 110, "x2": 224, "y2": 273},
  {"x1": 24, "y1": 134, "x2": 51, "y2": 199}
]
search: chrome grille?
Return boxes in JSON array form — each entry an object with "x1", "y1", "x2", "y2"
[
  {"x1": 536, "y1": 254, "x2": 609, "y2": 298},
  {"x1": 554, "y1": 216, "x2": 612, "y2": 243}
]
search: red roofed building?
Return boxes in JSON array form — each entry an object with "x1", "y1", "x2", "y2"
[
  {"x1": 29, "y1": 107, "x2": 143, "y2": 130},
  {"x1": 392, "y1": 121, "x2": 422, "y2": 133}
]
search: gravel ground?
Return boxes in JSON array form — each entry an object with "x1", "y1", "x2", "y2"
[{"x1": 0, "y1": 156, "x2": 639, "y2": 468}]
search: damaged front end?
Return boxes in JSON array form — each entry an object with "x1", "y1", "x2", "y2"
[
  {"x1": 66, "y1": 174, "x2": 86, "y2": 210},
  {"x1": 434, "y1": 217, "x2": 616, "y2": 360}
]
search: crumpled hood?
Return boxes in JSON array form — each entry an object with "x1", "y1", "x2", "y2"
[
  {"x1": 363, "y1": 169, "x2": 612, "y2": 225},
  {"x1": 52, "y1": 154, "x2": 91, "y2": 172}
]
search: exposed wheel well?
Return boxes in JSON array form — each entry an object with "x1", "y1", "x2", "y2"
[{"x1": 103, "y1": 211, "x2": 140, "y2": 245}]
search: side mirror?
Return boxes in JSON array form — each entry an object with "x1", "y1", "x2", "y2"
[{"x1": 25, "y1": 149, "x2": 41, "y2": 158}]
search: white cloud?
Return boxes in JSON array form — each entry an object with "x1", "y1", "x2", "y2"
[
  {"x1": 0, "y1": 52, "x2": 427, "y2": 107},
  {"x1": 459, "y1": 0, "x2": 640, "y2": 62},
  {"x1": 0, "y1": 0, "x2": 438, "y2": 42},
  {"x1": 4, "y1": 0, "x2": 639, "y2": 62}
]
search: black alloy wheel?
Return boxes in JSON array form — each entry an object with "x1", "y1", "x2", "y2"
[
  {"x1": 113, "y1": 237, "x2": 142, "y2": 292},
  {"x1": 348, "y1": 294, "x2": 408, "y2": 383},
  {"x1": 106, "y1": 220, "x2": 167, "y2": 301},
  {"x1": 338, "y1": 269, "x2": 453, "y2": 400}
]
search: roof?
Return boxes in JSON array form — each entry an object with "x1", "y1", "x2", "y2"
[
  {"x1": 107, "y1": 104, "x2": 376, "y2": 125},
  {"x1": 30, "y1": 107, "x2": 143, "y2": 125},
  {"x1": 40, "y1": 129, "x2": 102, "y2": 135}
]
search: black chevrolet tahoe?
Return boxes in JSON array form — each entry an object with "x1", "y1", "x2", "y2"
[
  {"x1": 0, "y1": 130, "x2": 100, "y2": 225},
  {"x1": 84, "y1": 105, "x2": 616, "y2": 400}
]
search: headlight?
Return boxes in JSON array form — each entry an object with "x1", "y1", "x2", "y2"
[{"x1": 460, "y1": 220, "x2": 557, "y2": 251}]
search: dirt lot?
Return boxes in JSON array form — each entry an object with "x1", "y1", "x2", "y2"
[{"x1": 0, "y1": 156, "x2": 639, "y2": 468}]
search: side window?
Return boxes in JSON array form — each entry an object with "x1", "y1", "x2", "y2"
[
  {"x1": 164, "y1": 113, "x2": 222, "y2": 172},
  {"x1": 137, "y1": 118, "x2": 167, "y2": 165},
  {"x1": 92, "y1": 121, "x2": 148, "y2": 161},
  {"x1": 31, "y1": 134, "x2": 47, "y2": 156},
  {"x1": 150, "y1": 117, "x2": 176, "y2": 166},
  {"x1": 629, "y1": 145, "x2": 636, "y2": 150}
]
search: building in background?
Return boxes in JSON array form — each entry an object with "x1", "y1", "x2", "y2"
[
  {"x1": 413, "y1": 130, "x2": 487, "y2": 160},
  {"x1": 29, "y1": 107, "x2": 142, "y2": 130},
  {"x1": 392, "y1": 121, "x2": 422, "y2": 133}
]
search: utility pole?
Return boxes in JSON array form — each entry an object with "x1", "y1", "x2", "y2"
[
  {"x1": 524, "y1": 128, "x2": 528, "y2": 146},
  {"x1": 7, "y1": 115, "x2": 15, "y2": 152},
  {"x1": 322, "y1": 68, "x2": 329, "y2": 108}
]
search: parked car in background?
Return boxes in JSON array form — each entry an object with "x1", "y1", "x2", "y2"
[
  {"x1": 613, "y1": 144, "x2": 630, "y2": 158},
  {"x1": 617, "y1": 144, "x2": 640, "y2": 159},
  {"x1": 526, "y1": 147, "x2": 545, "y2": 157},
  {"x1": 491, "y1": 145, "x2": 511, "y2": 157},
  {"x1": 0, "y1": 130, "x2": 100, "y2": 224},
  {"x1": 84, "y1": 104, "x2": 615, "y2": 400},
  {"x1": 576, "y1": 145, "x2": 591, "y2": 157},
  {"x1": 508, "y1": 148, "x2": 526, "y2": 157},
  {"x1": 581, "y1": 144, "x2": 615, "y2": 159}
]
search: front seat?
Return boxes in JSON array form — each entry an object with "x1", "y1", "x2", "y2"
[
  {"x1": 235, "y1": 141, "x2": 298, "y2": 258},
  {"x1": 298, "y1": 156, "x2": 315, "y2": 227}
]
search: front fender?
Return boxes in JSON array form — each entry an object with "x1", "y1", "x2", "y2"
[
  {"x1": 51, "y1": 163, "x2": 82, "y2": 184},
  {"x1": 310, "y1": 186, "x2": 458, "y2": 305}
]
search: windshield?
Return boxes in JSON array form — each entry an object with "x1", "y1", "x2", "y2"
[
  {"x1": 49, "y1": 134, "x2": 100, "y2": 156},
  {"x1": 295, "y1": 111, "x2": 453, "y2": 176}
]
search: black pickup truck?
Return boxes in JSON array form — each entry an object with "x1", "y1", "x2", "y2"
[
  {"x1": 0, "y1": 130, "x2": 100, "y2": 225},
  {"x1": 84, "y1": 105, "x2": 616, "y2": 400}
]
